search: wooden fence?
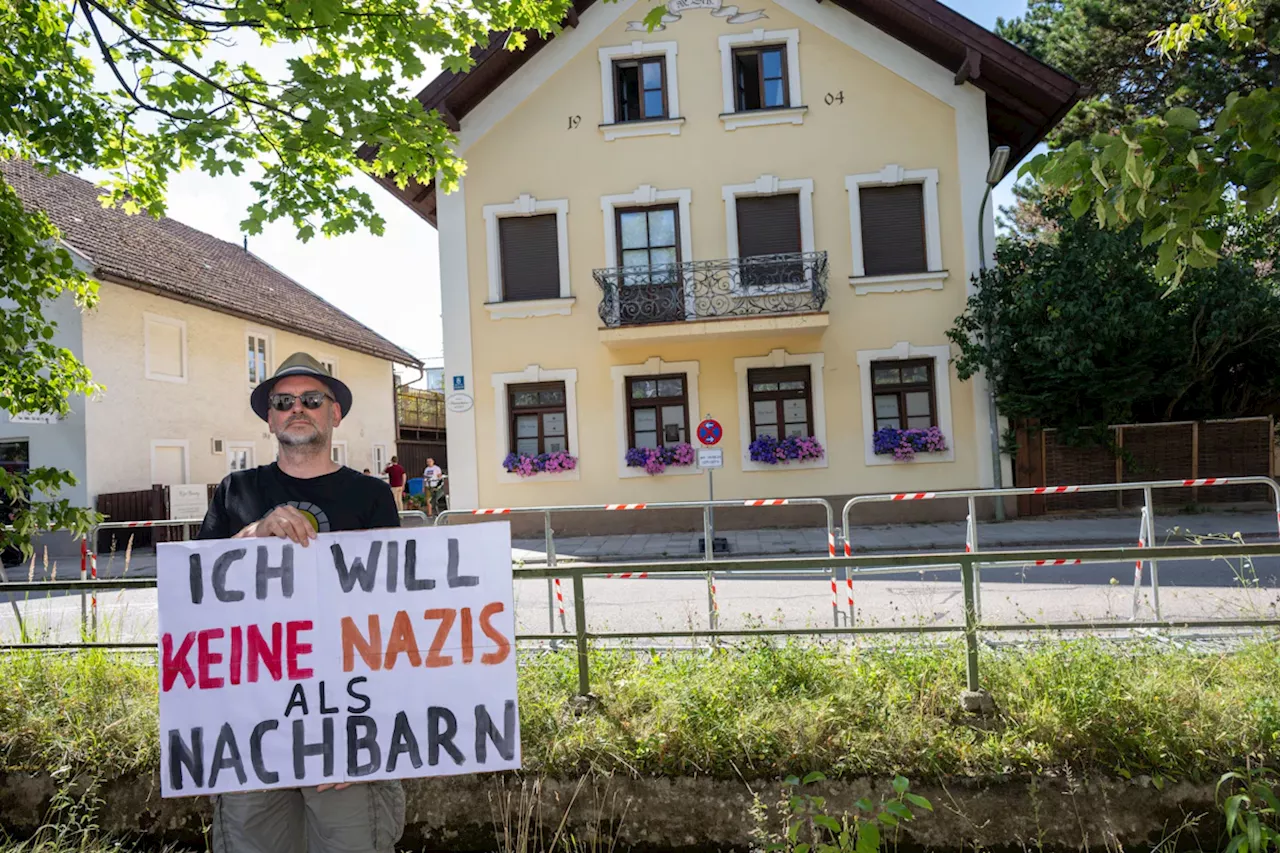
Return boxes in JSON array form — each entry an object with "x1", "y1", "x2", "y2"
[{"x1": 1014, "y1": 417, "x2": 1275, "y2": 515}]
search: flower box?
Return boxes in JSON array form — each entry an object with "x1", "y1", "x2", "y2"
[
  {"x1": 625, "y1": 442, "x2": 695, "y2": 475},
  {"x1": 872, "y1": 427, "x2": 947, "y2": 461},
  {"x1": 748, "y1": 434, "x2": 825, "y2": 465},
  {"x1": 502, "y1": 450, "x2": 578, "y2": 477}
]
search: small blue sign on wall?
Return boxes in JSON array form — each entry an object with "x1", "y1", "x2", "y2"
[{"x1": 453, "y1": 375, "x2": 465, "y2": 391}]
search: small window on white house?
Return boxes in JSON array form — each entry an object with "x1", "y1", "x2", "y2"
[
  {"x1": 372, "y1": 444, "x2": 388, "y2": 473},
  {"x1": 227, "y1": 443, "x2": 254, "y2": 473},
  {"x1": 331, "y1": 442, "x2": 347, "y2": 467},
  {"x1": 247, "y1": 332, "x2": 271, "y2": 386},
  {"x1": 318, "y1": 358, "x2": 338, "y2": 378},
  {"x1": 144, "y1": 314, "x2": 187, "y2": 383}
]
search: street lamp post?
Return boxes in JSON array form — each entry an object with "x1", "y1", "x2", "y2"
[{"x1": 978, "y1": 145, "x2": 1010, "y2": 521}]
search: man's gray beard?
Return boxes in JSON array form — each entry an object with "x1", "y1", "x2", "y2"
[{"x1": 277, "y1": 422, "x2": 328, "y2": 449}]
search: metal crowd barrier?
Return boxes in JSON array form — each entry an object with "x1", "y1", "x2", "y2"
[
  {"x1": 6, "y1": 542, "x2": 1280, "y2": 702},
  {"x1": 840, "y1": 477, "x2": 1280, "y2": 624},
  {"x1": 435, "y1": 498, "x2": 839, "y2": 631}
]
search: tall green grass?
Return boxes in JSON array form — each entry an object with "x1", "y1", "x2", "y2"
[{"x1": 2, "y1": 638, "x2": 1279, "y2": 783}]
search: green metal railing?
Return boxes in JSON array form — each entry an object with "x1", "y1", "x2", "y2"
[{"x1": 4, "y1": 543, "x2": 1280, "y2": 698}]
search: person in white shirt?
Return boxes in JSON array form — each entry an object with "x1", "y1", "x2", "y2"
[{"x1": 423, "y1": 458, "x2": 444, "y2": 516}]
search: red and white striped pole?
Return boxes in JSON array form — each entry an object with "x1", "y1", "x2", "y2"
[
  {"x1": 554, "y1": 578, "x2": 566, "y2": 632},
  {"x1": 1131, "y1": 506, "x2": 1148, "y2": 619}
]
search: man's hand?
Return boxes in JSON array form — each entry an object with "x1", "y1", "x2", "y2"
[
  {"x1": 234, "y1": 505, "x2": 317, "y2": 546},
  {"x1": 315, "y1": 783, "x2": 353, "y2": 792}
]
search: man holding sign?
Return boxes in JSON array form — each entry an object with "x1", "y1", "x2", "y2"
[{"x1": 189, "y1": 353, "x2": 408, "y2": 852}]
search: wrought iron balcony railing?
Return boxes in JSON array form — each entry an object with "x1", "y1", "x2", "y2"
[{"x1": 593, "y1": 251, "x2": 829, "y2": 328}]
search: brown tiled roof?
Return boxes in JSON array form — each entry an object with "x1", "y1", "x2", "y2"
[
  {"x1": 2, "y1": 159, "x2": 421, "y2": 367},
  {"x1": 365, "y1": 0, "x2": 1082, "y2": 227}
]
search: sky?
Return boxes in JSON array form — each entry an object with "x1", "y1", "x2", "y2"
[{"x1": 145, "y1": 0, "x2": 1034, "y2": 368}]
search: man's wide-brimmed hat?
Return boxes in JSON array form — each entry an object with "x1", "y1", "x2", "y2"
[{"x1": 250, "y1": 352, "x2": 353, "y2": 421}]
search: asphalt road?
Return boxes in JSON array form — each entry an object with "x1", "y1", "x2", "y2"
[{"x1": 4, "y1": 554, "x2": 1278, "y2": 645}]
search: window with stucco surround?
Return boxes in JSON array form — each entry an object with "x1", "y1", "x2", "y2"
[
  {"x1": 733, "y1": 349, "x2": 828, "y2": 472},
  {"x1": 856, "y1": 342, "x2": 956, "y2": 465},
  {"x1": 719, "y1": 29, "x2": 805, "y2": 130},
  {"x1": 491, "y1": 365, "x2": 580, "y2": 483},
  {"x1": 610, "y1": 357, "x2": 702, "y2": 478},
  {"x1": 844, "y1": 165, "x2": 946, "y2": 295},
  {"x1": 482, "y1": 195, "x2": 573, "y2": 319},
  {"x1": 144, "y1": 313, "x2": 187, "y2": 383},
  {"x1": 246, "y1": 329, "x2": 272, "y2": 388},
  {"x1": 598, "y1": 41, "x2": 684, "y2": 141}
]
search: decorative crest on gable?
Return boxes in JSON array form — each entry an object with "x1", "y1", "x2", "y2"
[{"x1": 626, "y1": 0, "x2": 766, "y2": 32}]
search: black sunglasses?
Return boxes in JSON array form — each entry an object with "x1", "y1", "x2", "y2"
[{"x1": 268, "y1": 391, "x2": 334, "y2": 412}]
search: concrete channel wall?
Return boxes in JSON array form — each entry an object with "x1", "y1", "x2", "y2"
[{"x1": 0, "y1": 771, "x2": 1225, "y2": 852}]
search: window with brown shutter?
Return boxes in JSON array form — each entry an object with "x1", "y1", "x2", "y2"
[
  {"x1": 737, "y1": 194, "x2": 802, "y2": 287},
  {"x1": 499, "y1": 214, "x2": 560, "y2": 302},
  {"x1": 859, "y1": 184, "x2": 927, "y2": 276}
]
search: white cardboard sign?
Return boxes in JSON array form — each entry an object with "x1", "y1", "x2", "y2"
[{"x1": 156, "y1": 522, "x2": 519, "y2": 797}]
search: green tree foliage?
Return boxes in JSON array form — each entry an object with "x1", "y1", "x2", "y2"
[
  {"x1": 948, "y1": 195, "x2": 1280, "y2": 437},
  {"x1": 1011, "y1": 0, "x2": 1280, "y2": 281},
  {"x1": 0, "y1": 0, "x2": 570, "y2": 556},
  {"x1": 997, "y1": 0, "x2": 1280, "y2": 145}
]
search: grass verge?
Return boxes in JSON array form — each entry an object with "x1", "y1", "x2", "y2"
[{"x1": 2, "y1": 638, "x2": 1279, "y2": 783}]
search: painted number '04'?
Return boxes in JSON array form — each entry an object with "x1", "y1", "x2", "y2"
[{"x1": 825, "y1": 91, "x2": 845, "y2": 105}]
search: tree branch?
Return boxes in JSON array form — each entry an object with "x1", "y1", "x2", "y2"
[{"x1": 80, "y1": 1, "x2": 183, "y2": 122}]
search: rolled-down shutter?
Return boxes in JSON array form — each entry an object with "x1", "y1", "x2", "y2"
[
  {"x1": 499, "y1": 214, "x2": 560, "y2": 301},
  {"x1": 736, "y1": 194, "x2": 802, "y2": 258},
  {"x1": 859, "y1": 184, "x2": 927, "y2": 276}
]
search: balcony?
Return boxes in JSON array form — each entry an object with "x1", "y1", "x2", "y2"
[{"x1": 593, "y1": 251, "x2": 829, "y2": 344}]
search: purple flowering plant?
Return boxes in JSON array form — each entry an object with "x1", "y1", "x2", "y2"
[
  {"x1": 502, "y1": 450, "x2": 578, "y2": 477},
  {"x1": 748, "y1": 434, "x2": 825, "y2": 464},
  {"x1": 872, "y1": 426, "x2": 947, "y2": 461},
  {"x1": 625, "y1": 442, "x2": 695, "y2": 475}
]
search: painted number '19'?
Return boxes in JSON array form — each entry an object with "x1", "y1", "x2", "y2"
[{"x1": 567, "y1": 115, "x2": 582, "y2": 129}]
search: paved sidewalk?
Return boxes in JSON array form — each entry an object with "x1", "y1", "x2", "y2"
[{"x1": 3, "y1": 508, "x2": 1275, "y2": 581}]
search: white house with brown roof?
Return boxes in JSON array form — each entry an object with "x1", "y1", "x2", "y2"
[{"x1": 0, "y1": 160, "x2": 421, "y2": 534}]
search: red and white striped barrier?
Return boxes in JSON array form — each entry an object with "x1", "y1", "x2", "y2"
[
  {"x1": 604, "y1": 504, "x2": 647, "y2": 510},
  {"x1": 891, "y1": 492, "x2": 937, "y2": 501},
  {"x1": 1033, "y1": 559, "x2": 1083, "y2": 566},
  {"x1": 554, "y1": 578, "x2": 565, "y2": 629},
  {"x1": 604, "y1": 570, "x2": 650, "y2": 579},
  {"x1": 1032, "y1": 486, "x2": 1080, "y2": 494},
  {"x1": 744, "y1": 499, "x2": 788, "y2": 507},
  {"x1": 472, "y1": 508, "x2": 511, "y2": 515},
  {"x1": 1182, "y1": 478, "x2": 1229, "y2": 486}
]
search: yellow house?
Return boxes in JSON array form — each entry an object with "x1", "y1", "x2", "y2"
[
  {"x1": 375, "y1": 0, "x2": 1079, "y2": 517},
  {"x1": 2, "y1": 160, "x2": 420, "y2": 536}
]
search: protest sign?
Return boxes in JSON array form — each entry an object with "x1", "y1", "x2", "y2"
[{"x1": 156, "y1": 522, "x2": 518, "y2": 797}]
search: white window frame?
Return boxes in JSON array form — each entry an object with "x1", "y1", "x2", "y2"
[
  {"x1": 372, "y1": 443, "x2": 388, "y2": 475},
  {"x1": 143, "y1": 312, "x2": 188, "y2": 384},
  {"x1": 491, "y1": 365, "x2": 580, "y2": 484},
  {"x1": 226, "y1": 441, "x2": 255, "y2": 474},
  {"x1": 600, "y1": 184, "x2": 694, "y2": 323},
  {"x1": 482, "y1": 194, "x2": 574, "y2": 318},
  {"x1": 857, "y1": 341, "x2": 956, "y2": 466},
  {"x1": 718, "y1": 28, "x2": 806, "y2": 130},
  {"x1": 844, "y1": 165, "x2": 946, "y2": 293},
  {"x1": 150, "y1": 439, "x2": 190, "y2": 486},
  {"x1": 598, "y1": 41, "x2": 684, "y2": 141},
  {"x1": 316, "y1": 355, "x2": 339, "y2": 378},
  {"x1": 330, "y1": 440, "x2": 348, "y2": 467},
  {"x1": 610, "y1": 357, "x2": 701, "y2": 479},
  {"x1": 734, "y1": 349, "x2": 828, "y2": 472},
  {"x1": 245, "y1": 328, "x2": 273, "y2": 389},
  {"x1": 722, "y1": 175, "x2": 815, "y2": 293}
]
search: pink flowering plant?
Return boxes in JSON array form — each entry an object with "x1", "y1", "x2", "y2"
[
  {"x1": 502, "y1": 450, "x2": 578, "y2": 477},
  {"x1": 872, "y1": 426, "x2": 948, "y2": 461},
  {"x1": 748, "y1": 434, "x2": 825, "y2": 464},
  {"x1": 625, "y1": 442, "x2": 695, "y2": 475}
]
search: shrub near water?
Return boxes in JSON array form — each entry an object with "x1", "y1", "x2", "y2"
[{"x1": 2, "y1": 639, "x2": 1279, "y2": 782}]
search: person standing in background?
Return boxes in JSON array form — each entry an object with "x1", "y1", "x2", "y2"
[
  {"x1": 423, "y1": 457, "x2": 443, "y2": 516},
  {"x1": 384, "y1": 455, "x2": 406, "y2": 510}
]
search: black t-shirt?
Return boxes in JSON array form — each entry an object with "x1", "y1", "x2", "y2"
[{"x1": 197, "y1": 463, "x2": 400, "y2": 540}]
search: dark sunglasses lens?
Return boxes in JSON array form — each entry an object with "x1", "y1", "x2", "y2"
[
  {"x1": 269, "y1": 394, "x2": 296, "y2": 411},
  {"x1": 300, "y1": 393, "x2": 328, "y2": 409}
]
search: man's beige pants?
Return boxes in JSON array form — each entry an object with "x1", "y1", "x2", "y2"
[
  {"x1": 212, "y1": 782, "x2": 405, "y2": 853},
  {"x1": 390, "y1": 486, "x2": 404, "y2": 511}
]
